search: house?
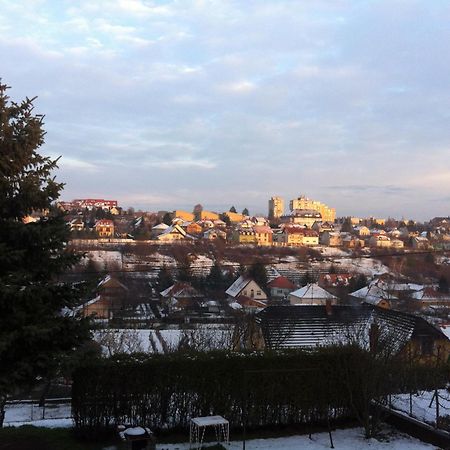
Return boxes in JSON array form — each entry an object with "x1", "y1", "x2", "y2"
[
  {"x1": 160, "y1": 282, "x2": 204, "y2": 311},
  {"x1": 186, "y1": 222, "x2": 203, "y2": 235},
  {"x1": 350, "y1": 278, "x2": 399, "y2": 309},
  {"x1": 320, "y1": 231, "x2": 342, "y2": 247},
  {"x1": 203, "y1": 228, "x2": 227, "y2": 240},
  {"x1": 252, "y1": 216, "x2": 269, "y2": 226},
  {"x1": 267, "y1": 276, "x2": 296, "y2": 300},
  {"x1": 410, "y1": 288, "x2": 450, "y2": 309},
  {"x1": 95, "y1": 219, "x2": 114, "y2": 237},
  {"x1": 81, "y1": 275, "x2": 128, "y2": 319},
  {"x1": 288, "y1": 283, "x2": 338, "y2": 306},
  {"x1": 253, "y1": 225, "x2": 273, "y2": 246},
  {"x1": 369, "y1": 234, "x2": 391, "y2": 248},
  {"x1": 342, "y1": 235, "x2": 365, "y2": 249},
  {"x1": 319, "y1": 273, "x2": 354, "y2": 289},
  {"x1": 312, "y1": 221, "x2": 335, "y2": 233},
  {"x1": 282, "y1": 227, "x2": 319, "y2": 246},
  {"x1": 255, "y1": 304, "x2": 450, "y2": 362},
  {"x1": 390, "y1": 239, "x2": 405, "y2": 249},
  {"x1": 156, "y1": 224, "x2": 189, "y2": 242},
  {"x1": 226, "y1": 275, "x2": 268, "y2": 301},
  {"x1": 151, "y1": 222, "x2": 169, "y2": 238},
  {"x1": 233, "y1": 295, "x2": 267, "y2": 311},
  {"x1": 232, "y1": 228, "x2": 256, "y2": 245},
  {"x1": 412, "y1": 236, "x2": 430, "y2": 250},
  {"x1": 70, "y1": 217, "x2": 85, "y2": 232},
  {"x1": 353, "y1": 226, "x2": 370, "y2": 237}
]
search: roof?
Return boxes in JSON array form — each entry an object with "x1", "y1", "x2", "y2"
[
  {"x1": 256, "y1": 305, "x2": 447, "y2": 350},
  {"x1": 289, "y1": 283, "x2": 337, "y2": 300},
  {"x1": 236, "y1": 295, "x2": 267, "y2": 309},
  {"x1": 152, "y1": 223, "x2": 169, "y2": 230},
  {"x1": 267, "y1": 276, "x2": 296, "y2": 290},
  {"x1": 319, "y1": 273, "x2": 353, "y2": 288},
  {"x1": 225, "y1": 275, "x2": 252, "y2": 298},
  {"x1": 411, "y1": 287, "x2": 450, "y2": 301},
  {"x1": 95, "y1": 219, "x2": 114, "y2": 227},
  {"x1": 253, "y1": 225, "x2": 273, "y2": 234},
  {"x1": 284, "y1": 227, "x2": 318, "y2": 236},
  {"x1": 350, "y1": 283, "x2": 398, "y2": 303},
  {"x1": 160, "y1": 282, "x2": 203, "y2": 298}
]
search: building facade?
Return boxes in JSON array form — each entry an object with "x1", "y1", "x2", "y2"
[
  {"x1": 268, "y1": 196, "x2": 284, "y2": 220},
  {"x1": 289, "y1": 195, "x2": 336, "y2": 222}
]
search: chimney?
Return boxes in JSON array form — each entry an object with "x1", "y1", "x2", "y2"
[{"x1": 325, "y1": 299, "x2": 333, "y2": 316}]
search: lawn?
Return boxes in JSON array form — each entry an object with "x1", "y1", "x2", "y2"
[{"x1": 0, "y1": 426, "x2": 119, "y2": 450}]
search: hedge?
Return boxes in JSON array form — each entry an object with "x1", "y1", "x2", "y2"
[{"x1": 72, "y1": 347, "x2": 443, "y2": 436}]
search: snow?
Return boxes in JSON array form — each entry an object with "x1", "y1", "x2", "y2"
[
  {"x1": 316, "y1": 246, "x2": 350, "y2": 257},
  {"x1": 390, "y1": 389, "x2": 450, "y2": 428},
  {"x1": 4, "y1": 402, "x2": 72, "y2": 428},
  {"x1": 94, "y1": 326, "x2": 235, "y2": 355},
  {"x1": 226, "y1": 275, "x2": 250, "y2": 298},
  {"x1": 289, "y1": 283, "x2": 337, "y2": 300},
  {"x1": 333, "y1": 257, "x2": 390, "y2": 277},
  {"x1": 157, "y1": 426, "x2": 435, "y2": 449}
]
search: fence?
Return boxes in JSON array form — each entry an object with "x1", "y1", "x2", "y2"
[{"x1": 4, "y1": 398, "x2": 72, "y2": 425}]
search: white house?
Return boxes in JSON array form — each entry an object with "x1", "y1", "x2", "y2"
[
  {"x1": 288, "y1": 283, "x2": 338, "y2": 306},
  {"x1": 226, "y1": 275, "x2": 268, "y2": 301}
]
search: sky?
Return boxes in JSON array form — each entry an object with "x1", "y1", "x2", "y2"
[{"x1": 1, "y1": 0, "x2": 449, "y2": 220}]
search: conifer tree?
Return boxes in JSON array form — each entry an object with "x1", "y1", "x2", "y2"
[{"x1": 0, "y1": 82, "x2": 91, "y2": 426}]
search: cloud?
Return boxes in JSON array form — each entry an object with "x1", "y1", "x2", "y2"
[{"x1": 1, "y1": 0, "x2": 449, "y2": 219}]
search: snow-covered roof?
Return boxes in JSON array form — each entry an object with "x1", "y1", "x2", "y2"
[
  {"x1": 225, "y1": 275, "x2": 252, "y2": 298},
  {"x1": 289, "y1": 283, "x2": 337, "y2": 300},
  {"x1": 351, "y1": 284, "x2": 398, "y2": 303},
  {"x1": 152, "y1": 223, "x2": 169, "y2": 230},
  {"x1": 160, "y1": 282, "x2": 202, "y2": 298}
]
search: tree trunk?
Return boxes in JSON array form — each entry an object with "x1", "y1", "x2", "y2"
[{"x1": 0, "y1": 393, "x2": 7, "y2": 428}]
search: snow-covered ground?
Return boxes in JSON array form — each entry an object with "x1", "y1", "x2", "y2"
[
  {"x1": 157, "y1": 426, "x2": 435, "y2": 450},
  {"x1": 316, "y1": 246, "x2": 350, "y2": 257},
  {"x1": 328, "y1": 257, "x2": 389, "y2": 277},
  {"x1": 94, "y1": 326, "x2": 235, "y2": 355},
  {"x1": 4, "y1": 402, "x2": 72, "y2": 428},
  {"x1": 391, "y1": 389, "x2": 450, "y2": 428},
  {"x1": 2, "y1": 413, "x2": 437, "y2": 449}
]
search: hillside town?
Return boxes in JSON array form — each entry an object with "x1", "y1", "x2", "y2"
[{"x1": 36, "y1": 194, "x2": 449, "y2": 356}]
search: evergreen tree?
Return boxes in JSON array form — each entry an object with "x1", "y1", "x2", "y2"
[
  {"x1": 229, "y1": 206, "x2": 237, "y2": 213},
  {"x1": 162, "y1": 212, "x2": 172, "y2": 226},
  {"x1": 438, "y1": 275, "x2": 449, "y2": 294},
  {"x1": 242, "y1": 207, "x2": 249, "y2": 216},
  {"x1": 206, "y1": 262, "x2": 225, "y2": 290},
  {"x1": 156, "y1": 265, "x2": 174, "y2": 292},
  {"x1": 248, "y1": 261, "x2": 268, "y2": 289},
  {"x1": 0, "y1": 82, "x2": 91, "y2": 426}
]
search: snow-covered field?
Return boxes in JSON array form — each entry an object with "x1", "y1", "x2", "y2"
[{"x1": 158, "y1": 426, "x2": 435, "y2": 450}]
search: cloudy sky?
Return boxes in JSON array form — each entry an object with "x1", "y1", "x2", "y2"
[{"x1": 1, "y1": 0, "x2": 449, "y2": 220}]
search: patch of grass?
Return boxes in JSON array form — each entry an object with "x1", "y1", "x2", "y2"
[{"x1": 0, "y1": 426, "x2": 120, "y2": 450}]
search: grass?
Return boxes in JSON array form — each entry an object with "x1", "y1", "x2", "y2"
[{"x1": 0, "y1": 426, "x2": 120, "y2": 450}]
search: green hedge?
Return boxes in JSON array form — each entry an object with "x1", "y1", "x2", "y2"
[{"x1": 71, "y1": 347, "x2": 440, "y2": 436}]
